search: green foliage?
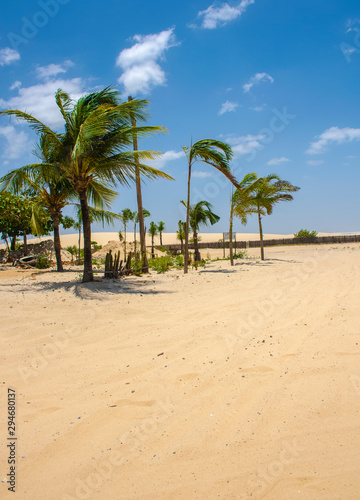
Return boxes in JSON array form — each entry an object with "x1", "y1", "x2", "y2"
[
  {"x1": 91, "y1": 241, "x2": 102, "y2": 251},
  {"x1": 148, "y1": 254, "x2": 184, "y2": 273},
  {"x1": 36, "y1": 254, "x2": 51, "y2": 269},
  {"x1": 233, "y1": 250, "x2": 248, "y2": 259},
  {"x1": 60, "y1": 216, "x2": 75, "y2": 230},
  {"x1": 294, "y1": 229, "x2": 318, "y2": 239}
]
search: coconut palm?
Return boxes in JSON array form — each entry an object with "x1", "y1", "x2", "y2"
[
  {"x1": 182, "y1": 139, "x2": 237, "y2": 273},
  {"x1": 250, "y1": 174, "x2": 300, "y2": 260},
  {"x1": 0, "y1": 134, "x2": 74, "y2": 271},
  {"x1": 131, "y1": 209, "x2": 151, "y2": 257},
  {"x1": 0, "y1": 87, "x2": 172, "y2": 282},
  {"x1": 148, "y1": 222, "x2": 158, "y2": 258},
  {"x1": 176, "y1": 220, "x2": 186, "y2": 254},
  {"x1": 230, "y1": 173, "x2": 262, "y2": 266},
  {"x1": 158, "y1": 221, "x2": 165, "y2": 246},
  {"x1": 181, "y1": 200, "x2": 220, "y2": 262}
]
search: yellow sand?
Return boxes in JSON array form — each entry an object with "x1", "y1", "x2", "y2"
[{"x1": 1, "y1": 242, "x2": 360, "y2": 499}]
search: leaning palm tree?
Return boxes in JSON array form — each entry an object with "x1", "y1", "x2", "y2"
[
  {"x1": 250, "y1": 174, "x2": 300, "y2": 260},
  {"x1": 176, "y1": 220, "x2": 186, "y2": 254},
  {"x1": 148, "y1": 222, "x2": 158, "y2": 258},
  {"x1": 230, "y1": 173, "x2": 262, "y2": 265},
  {"x1": 157, "y1": 221, "x2": 165, "y2": 246},
  {"x1": 0, "y1": 87, "x2": 172, "y2": 282},
  {"x1": 182, "y1": 139, "x2": 237, "y2": 273},
  {"x1": 0, "y1": 134, "x2": 74, "y2": 271},
  {"x1": 181, "y1": 200, "x2": 220, "y2": 262}
]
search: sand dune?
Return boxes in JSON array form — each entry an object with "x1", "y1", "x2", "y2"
[{"x1": 1, "y1": 243, "x2": 360, "y2": 499}]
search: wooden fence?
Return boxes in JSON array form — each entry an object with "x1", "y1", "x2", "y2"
[{"x1": 160, "y1": 234, "x2": 360, "y2": 252}]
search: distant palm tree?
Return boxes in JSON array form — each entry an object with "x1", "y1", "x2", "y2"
[
  {"x1": 176, "y1": 220, "x2": 186, "y2": 253},
  {"x1": 181, "y1": 200, "x2": 220, "y2": 262},
  {"x1": 230, "y1": 173, "x2": 261, "y2": 265},
  {"x1": 250, "y1": 174, "x2": 300, "y2": 260},
  {"x1": 158, "y1": 221, "x2": 165, "y2": 246},
  {"x1": 182, "y1": 139, "x2": 237, "y2": 273},
  {"x1": 132, "y1": 209, "x2": 151, "y2": 257},
  {"x1": 121, "y1": 208, "x2": 134, "y2": 261},
  {"x1": 148, "y1": 222, "x2": 158, "y2": 258},
  {"x1": 0, "y1": 87, "x2": 171, "y2": 282}
]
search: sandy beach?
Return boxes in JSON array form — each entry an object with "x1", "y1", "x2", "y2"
[{"x1": 1, "y1": 241, "x2": 360, "y2": 499}]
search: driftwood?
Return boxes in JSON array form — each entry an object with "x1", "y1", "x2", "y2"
[{"x1": 104, "y1": 250, "x2": 122, "y2": 279}]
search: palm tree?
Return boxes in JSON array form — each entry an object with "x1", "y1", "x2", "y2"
[
  {"x1": 0, "y1": 87, "x2": 172, "y2": 282},
  {"x1": 158, "y1": 221, "x2": 165, "y2": 246},
  {"x1": 182, "y1": 139, "x2": 237, "y2": 273},
  {"x1": 230, "y1": 173, "x2": 261, "y2": 266},
  {"x1": 121, "y1": 208, "x2": 134, "y2": 261},
  {"x1": 181, "y1": 200, "x2": 220, "y2": 262},
  {"x1": 148, "y1": 222, "x2": 158, "y2": 258},
  {"x1": 250, "y1": 174, "x2": 300, "y2": 260},
  {"x1": 132, "y1": 208, "x2": 151, "y2": 258},
  {"x1": 0, "y1": 134, "x2": 74, "y2": 271},
  {"x1": 176, "y1": 220, "x2": 186, "y2": 254}
]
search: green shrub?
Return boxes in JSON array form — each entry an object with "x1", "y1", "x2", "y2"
[
  {"x1": 36, "y1": 254, "x2": 51, "y2": 269},
  {"x1": 233, "y1": 250, "x2": 248, "y2": 259},
  {"x1": 294, "y1": 229, "x2": 318, "y2": 239},
  {"x1": 148, "y1": 254, "x2": 184, "y2": 273}
]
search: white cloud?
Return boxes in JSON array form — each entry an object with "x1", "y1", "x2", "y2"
[
  {"x1": 0, "y1": 125, "x2": 31, "y2": 160},
  {"x1": 192, "y1": 171, "x2": 213, "y2": 178},
  {"x1": 243, "y1": 73, "x2": 274, "y2": 93},
  {"x1": 116, "y1": 28, "x2": 178, "y2": 95},
  {"x1": 306, "y1": 160, "x2": 324, "y2": 166},
  {"x1": 219, "y1": 100, "x2": 238, "y2": 115},
  {"x1": 196, "y1": 0, "x2": 255, "y2": 29},
  {"x1": 36, "y1": 60, "x2": 74, "y2": 80},
  {"x1": 10, "y1": 81, "x2": 21, "y2": 91},
  {"x1": 267, "y1": 157, "x2": 290, "y2": 166},
  {"x1": 251, "y1": 103, "x2": 266, "y2": 112},
  {"x1": 0, "y1": 78, "x2": 87, "y2": 129},
  {"x1": 0, "y1": 47, "x2": 20, "y2": 66},
  {"x1": 306, "y1": 126, "x2": 360, "y2": 154},
  {"x1": 226, "y1": 133, "x2": 265, "y2": 157},
  {"x1": 149, "y1": 150, "x2": 185, "y2": 170}
]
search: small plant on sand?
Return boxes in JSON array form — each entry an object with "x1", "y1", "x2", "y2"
[
  {"x1": 294, "y1": 229, "x2": 318, "y2": 239},
  {"x1": 233, "y1": 250, "x2": 248, "y2": 259},
  {"x1": 36, "y1": 254, "x2": 51, "y2": 269}
]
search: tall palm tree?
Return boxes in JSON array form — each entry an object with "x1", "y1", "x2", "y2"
[
  {"x1": 0, "y1": 87, "x2": 172, "y2": 282},
  {"x1": 182, "y1": 139, "x2": 237, "y2": 273},
  {"x1": 0, "y1": 134, "x2": 74, "y2": 271},
  {"x1": 181, "y1": 200, "x2": 220, "y2": 262},
  {"x1": 132, "y1": 209, "x2": 150, "y2": 257},
  {"x1": 176, "y1": 220, "x2": 186, "y2": 254},
  {"x1": 230, "y1": 173, "x2": 262, "y2": 266},
  {"x1": 250, "y1": 174, "x2": 300, "y2": 260},
  {"x1": 158, "y1": 221, "x2": 165, "y2": 246},
  {"x1": 148, "y1": 222, "x2": 158, "y2": 258}
]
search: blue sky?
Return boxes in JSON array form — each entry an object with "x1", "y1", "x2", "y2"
[{"x1": 0, "y1": 0, "x2": 359, "y2": 235}]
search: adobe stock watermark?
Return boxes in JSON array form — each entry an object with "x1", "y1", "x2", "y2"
[
  {"x1": 8, "y1": 0, "x2": 71, "y2": 51},
  {"x1": 225, "y1": 248, "x2": 330, "y2": 351},
  {"x1": 180, "y1": 106, "x2": 296, "y2": 217},
  {"x1": 341, "y1": 22, "x2": 360, "y2": 63},
  {"x1": 246, "y1": 438, "x2": 305, "y2": 496},
  {"x1": 62, "y1": 398, "x2": 173, "y2": 500},
  {"x1": 17, "y1": 329, "x2": 71, "y2": 382}
]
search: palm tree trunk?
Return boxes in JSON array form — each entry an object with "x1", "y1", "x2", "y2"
[
  {"x1": 124, "y1": 225, "x2": 127, "y2": 262},
  {"x1": 11, "y1": 236, "x2": 16, "y2": 251},
  {"x1": 258, "y1": 211, "x2": 264, "y2": 261},
  {"x1": 23, "y1": 231, "x2": 28, "y2": 256},
  {"x1": 134, "y1": 221, "x2": 136, "y2": 257},
  {"x1": 229, "y1": 200, "x2": 234, "y2": 266},
  {"x1": 77, "y1": 227, "x2": 81, "y2": 264},
  {"x1": 151, "y1": 235, "x2": 155, "y2": 258},
  {"x1": 79, "y1": 190, "x2": 93, "y2": 282},
  {"x1": 53, "y1": 213, "x2": 63, "y2": 272},
  {"x1": 193, "y1": 229, "x2": 200, "y2": 262},
  {"x1": 160, "y1": 231, "x2": 163, "y2": 247},
  {"x1": 129, "y1": 96, "x2": 148, "y2": 273},
  {"x1": 180, "y1": 236, "x2": 184, "y2": 254},
  {"x1": 184, "y1": 161, "x2": 192, "y2": 273}
]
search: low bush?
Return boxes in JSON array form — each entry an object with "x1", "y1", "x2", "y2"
[
  {"x1": 294, "y1": 229, "x2": 318, "y2": 239},
  {"x1": 36, "y1": 254, "x2": 51, "y2": 269}
]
